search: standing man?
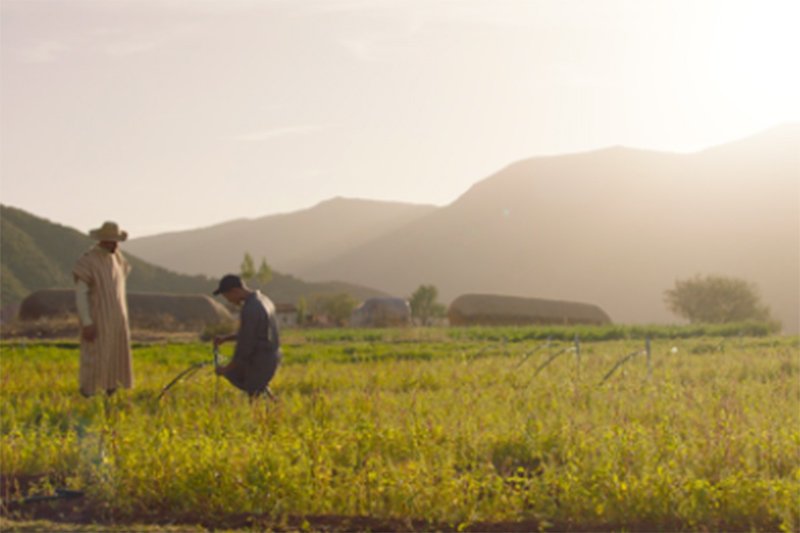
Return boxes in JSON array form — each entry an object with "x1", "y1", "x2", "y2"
[
  {"x1": 73, "y1": 221, "x2": 133, "y2": 397},
  {"x1": 212, "y1": 274, "x2": 281, "y2": 399}
]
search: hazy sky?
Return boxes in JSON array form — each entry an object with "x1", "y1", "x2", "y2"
[{"x1": 2, "y1": 0, "x2": 798, "y2": 237}]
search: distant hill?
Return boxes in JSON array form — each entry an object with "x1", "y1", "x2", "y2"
[
  {"x1": 0, "y1": 205, "x2": 387, "y2": 313},
  {"x1": 116, "y1": 125, "x2": 799, "y2": 332},
  {"x1": 300, "y1": 125, "x2": 799, "y2": 331},
  {"x1": 126, "y1": 197, "x2": 437, "y2": 276}
]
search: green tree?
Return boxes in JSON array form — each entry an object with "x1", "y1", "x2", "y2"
[
  {"x1": 256, "y1": 258, "x2": 272, "y2": 287},
  {"x1": 240, "y1": 252, "x2": 255, "y2": 282},
  {"x1": 312, "y1": 293, "x2": 358, "y2": 327},
  {"x1": 664, "y1": 274, "x2": 773, "y2": 324},
  {"x1": 410, "y1": 284, "x2": 446, "y2": 326}
]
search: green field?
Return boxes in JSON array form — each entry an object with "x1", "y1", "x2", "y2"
[{"x1": 1, "y1": 328, "x2": 798, "y2": 531}]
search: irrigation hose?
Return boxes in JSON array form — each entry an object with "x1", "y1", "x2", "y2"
[
  {"x1": 532, "y1": 346, "x2": 572, "y2": 377},
  {"x1": 599, "y1": 350, "x2": 645, "y2": 385},
  {"x1": 156, "y1": 362, "x2": 209, "y2": 401},
  {"x1": 515, "y1": 337, "x2": 553, "y2": 369},
  {"x1": 157, "y1": 347, "x2": 224, "y2": 402}
]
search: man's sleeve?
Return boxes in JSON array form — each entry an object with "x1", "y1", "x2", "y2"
[
  {"x1": 73, "y1": 254, "x2": 94, "y2": 285},
  {"x1": 233, "y1": 304, "x2": 259, "y2": 364},
  {"x1": 75, "y1": 280, "x2": 93, "y2": 326}
]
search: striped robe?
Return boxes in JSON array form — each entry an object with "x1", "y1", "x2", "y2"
[{"x1": 72, "y1": 246, "x2": 133, "y2": 395}]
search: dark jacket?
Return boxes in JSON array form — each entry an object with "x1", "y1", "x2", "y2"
[{"x1": 224, "y1": 291, "x2": 281, "y2": 394}]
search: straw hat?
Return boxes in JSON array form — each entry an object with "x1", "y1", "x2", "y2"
[{"x1": 89, "y1": 221, "x2": 128, "y2": 242}]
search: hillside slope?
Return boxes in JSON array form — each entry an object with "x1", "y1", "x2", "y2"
[
  {"x1": 299, "y1": 125, "x2": 799, "y2": 331},
  {"x1": 0, "y1": 206, "x2": 387, "y2": 311},
  {"x1": 92, "y1": 126, "x2": 799, "y2": 332},
  {"x1": 125, "y1": 198, "x2": 437, "y2": 276}
]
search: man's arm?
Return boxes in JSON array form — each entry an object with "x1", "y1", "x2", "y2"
[
  {"x1": 73, "y1": 253, "x2": 97, "y2": 342},
  {"x1": 213, "y1": 333, "x2": 237, "y2": 347},
  {"x1": 212, "y1": 333, "x2": 237, "y2": 375},
  {"x1": 75, "y1": 280, "x2": 96, "y2": 342}
]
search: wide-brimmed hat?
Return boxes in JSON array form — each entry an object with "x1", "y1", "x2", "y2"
[{"x1": 89, "y1": 221, "x2": 128, "y2": 242}]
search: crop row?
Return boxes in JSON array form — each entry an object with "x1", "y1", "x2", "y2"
[{"x1": 1, "y1": 334, "x2": 798, "y2": 530}]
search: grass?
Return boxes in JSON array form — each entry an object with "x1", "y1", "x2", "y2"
[{"x1": 1, "y1": 328, "x2": 798, "y2": 531}]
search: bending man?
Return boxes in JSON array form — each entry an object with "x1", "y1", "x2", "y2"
[
  {"x1": 213, "y1": 274, "x2": 281, "y2": 399},
  {"x1": 73, "y1": 221, "x2": 133, "y2": 397}
]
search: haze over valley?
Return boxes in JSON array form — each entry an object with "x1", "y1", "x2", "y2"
[{"x1": 126, "y1": 125, "x2": 800, "y2": 331}]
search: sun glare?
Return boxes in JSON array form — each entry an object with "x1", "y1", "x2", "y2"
[{"x1": 706, "y1": 1, "x2": 800, "y2": 122}]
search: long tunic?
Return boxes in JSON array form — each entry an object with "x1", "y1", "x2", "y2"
[
  {"x1": 72, "y1": 246, "x2": 133, "y2": 395},
  {"x1": 224, "y1": 291, "x2": 281, "y2": 395}
]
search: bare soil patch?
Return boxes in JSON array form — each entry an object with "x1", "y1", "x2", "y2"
[{"x1": 1, "y1": 495, "x2": 772, "y2": 532}]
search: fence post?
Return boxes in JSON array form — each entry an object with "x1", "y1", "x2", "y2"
[
  {"x1": 574, "y1": 333, "x2": 581, "y2": 376},
  {"x1": 645, "y1": 336, "x2": 652, "y2": 380}
]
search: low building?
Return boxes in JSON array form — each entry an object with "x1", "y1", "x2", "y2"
[
  {"x1": 18, "y1": 289, "x2": 234, "y2": 329},
  {"x1": 448, "y1": 293, "x2": 611, "y2": 326},
  {"x1": 350, "y1": 297, "x2": 411, "y2": 327},
  {"x1": 275, "y1": 303, "x2": 298, "y2": 328}
]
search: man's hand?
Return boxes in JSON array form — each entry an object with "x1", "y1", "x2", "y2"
[
  {"x1": 213, "y1": 334, "x2": 236, "y2": 348},
  {"x1": 213, "y1": 335, "x2": 231, "y2": 348},
  {"x1": 81, "y1": 325, "x2": 97, "y2": 342}
]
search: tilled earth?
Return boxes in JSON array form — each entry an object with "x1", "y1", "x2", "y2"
[{"x1": 1, "y1": 475, "x2": 770, "y2": 532}]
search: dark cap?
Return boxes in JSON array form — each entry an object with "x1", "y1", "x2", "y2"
[{"x1": 213, "y1": 274, "x2": 243, "y2": 295}]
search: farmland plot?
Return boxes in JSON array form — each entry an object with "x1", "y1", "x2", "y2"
[{"x1": 1, "y1": 331, "x2": 798, "y2": 531}]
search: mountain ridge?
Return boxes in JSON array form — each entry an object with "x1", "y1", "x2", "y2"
[
  {"x1": 297, "y1": 126, "x2": 799, "y2": 331},
  {"x1": 125, "y1": 197, "x2": 437, "y2": 277},
  {"x1": 0, "y1": 205, "x2": 388, "y2": 313},
  {"x1": 15, "y1": 124, "x2": 798, "y2": 330}
]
